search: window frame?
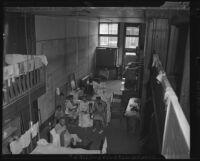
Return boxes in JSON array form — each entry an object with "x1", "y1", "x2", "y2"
[
  {"x1": 124, "y1": 23, "x2": 140, "y2": 52},
  {"x1": 98, "y1": 22, "x2": 119, "y2": 48}
]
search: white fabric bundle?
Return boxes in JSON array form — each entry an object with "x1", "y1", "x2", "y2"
[
  {"x1": 35, "y1": 55, "x2": 48, "y2": 66},
  {"x1": 3, "y1": 65, "x2": 14, "y2": 81},
  {"x1": 156, "y1": 71, "x2": 166, "y2": 84},
  {"x1": 37, "y1": 139, "x2": 49, "y2": 146},
  {"x1": 152, "y1": 54, "x2": 159, "y2": 67},
  {"x1": 20, "y1": 129, "x2": 31, "y2": 148},
  {"x1": 102, "y1": 137, "x2": 107, "y2": 154},
  {"x1": 10, "y1": 139, "x2": 23, "y2": 154},
  {"x1": 50, "y1": 128, "x2": 60, "y2": 147},
  {"x1": 31, "y1": 122, "x2": 39, "y2": 138},
  {"x1": 56, "y1": 88, "x2": 60, "y2": 95},
  {"x1": 164, "y1": 87, "x2": 178, "y2": 111}
]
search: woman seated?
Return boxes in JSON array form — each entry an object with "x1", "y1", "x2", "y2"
[
  {"x1": 78, "y1": 95, "x2": 93, "y2": 128},
  {"x1": 65, "y1": 95, "x2": 79, "y2": 125},
  {"x1": 92, "y1": 96, "x2": 107, "y2": 134},
  {"x1": 54, "y1": 105, "x2": 65, "y2": 126},
  {"x1": 55, "y1": 117, "x2": 93, "y2": 149},
  {"x1": 55, "y1": 117, "x2": 82, "y2": 147}
]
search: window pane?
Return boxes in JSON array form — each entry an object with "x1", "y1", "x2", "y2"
[
  {"x1": 100, "y1": 36, "x2": 117, "y2": 47},
  {"x1": 108, "y1": 37, "x2": 118, "y2": 47},
  {"x1": 126, "y1": 27, "x2": 139, "y2": 35},
  {"x1": 109, "y1": 24, "x2": 118, "y2": 35},
  {"x1": 100, "y1": 36, "x2": 108, "y2": 46},
  {"x1": 125, "y1": 52, "x2": 136, "y2": 56},
  {"x1": 125, "y1": 37, "x2": 139, "y2": 49},
  {"x1": 100, "y1": 24, "x2": 108, "y2": 34}
]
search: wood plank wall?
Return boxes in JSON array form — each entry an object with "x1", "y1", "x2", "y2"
[
  {"x1": 180, "y1": 29, "x2": 190, "y2": 123},
  {"x1": 152, "y1": 19, "x2": 169, "y2": 69}
]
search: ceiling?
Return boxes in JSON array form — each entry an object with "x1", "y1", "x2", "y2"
[{"x1": 4, "y1": 2, "x2": 189, "y2": 22}]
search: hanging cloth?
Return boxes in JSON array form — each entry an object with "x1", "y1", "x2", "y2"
[
  {"x1": 20, "y1": 129, "x2": 31, "y2": 148},
  {"x1": 31, "y1": 122, "x2": 39, "y2": 138}
]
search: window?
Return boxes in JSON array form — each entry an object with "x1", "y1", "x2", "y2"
[
  {"x1": 125, "y1": 52, "x2": 136, "y2": 56},
  {"x1": 99, "y1": 23, "x2": 118, "y2": 47},
  {"x1": 125, "y1": 26, "x2": 139, "y2": 49}
]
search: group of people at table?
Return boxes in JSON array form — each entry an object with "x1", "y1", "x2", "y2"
[{"x1": 53, "y1": 78, "x2": 109, "y2": 148}]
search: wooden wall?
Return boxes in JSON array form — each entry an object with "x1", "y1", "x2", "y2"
[
  {"x1": 152, "y1": 19, "x2": 169, "y2": 69},
  {"x1": 35, "y1": 16, "x2": 98, "y2": 123},
  {"x1": 180, "y1": 29, "x2": 190, "y2": 123},
  {"x1": 140, "y1": 16, "x2": 189, "y2": 143}
]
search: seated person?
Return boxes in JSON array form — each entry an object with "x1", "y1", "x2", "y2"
[
  {"x1": 55, "y1": 117, "x2": 82, "y2": 147},
  {"x1": 60, "y1": 92, "x2": 66, "y2": 112},
  {"x1": 78, "y1": 95, "x2": 92, "y2": 127},
  {"x1": 65, "y1": 95, "x2": 79, "y2": 125},
  {"x1": 92, "y1": 96, "x2": 107, "y2": 134},
  {"x1": 54, "y1": 105, "x2": 65, "y2": 126},
  {"x1": 92, "y1": 79, "x2": 102, "y2": 94},
  {"x1": 84, "y1": 78, "x2": 94, "y2": 95}
]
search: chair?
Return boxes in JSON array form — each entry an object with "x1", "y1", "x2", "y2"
[{"x1": 50, "y1": 128, "x2": 60, "y2": 147}]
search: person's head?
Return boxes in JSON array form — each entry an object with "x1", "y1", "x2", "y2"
[
  {"x1": 68, "y1": 94, "x2": 74, "y2": 101},
  {"x1": 88, "y1": 77, "x2": 92, "y2": 83},
  {"x1": 98, "y1": 102, "x2": 102, "y2": 107},
  {"x1": 59, "y1": 117, "x2": 65, "y2": 126},
  {"x1": 60, "y1": 93, "x2": 64, "y2": 98},
  {"x1": 82, "y1": 95, "x2": 87, "y2": 102},
  {"x1": 96, "y1": 96, "x2": 101, "y2": 103},
  {"x1": 57, "y1": 105, "x2": 62, "y2": 111}
]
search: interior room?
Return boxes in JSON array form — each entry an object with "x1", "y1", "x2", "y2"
[{"x1": 2, "y1": 2, "x2": 190, "y2": 158}]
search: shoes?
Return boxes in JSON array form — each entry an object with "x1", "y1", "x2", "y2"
[{"x1": 98, "y1": 129, "x2": 103, "y2": 134}]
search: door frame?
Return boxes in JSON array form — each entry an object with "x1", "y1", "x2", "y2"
[{"x1": 122, "y1": 23, "x2": 141, "y2": 69}]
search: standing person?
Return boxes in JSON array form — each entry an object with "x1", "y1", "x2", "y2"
[
  {"x1": 85, "y1": 78, "x2": 94, "y2": 95},
  {"x1": 54, "y1": 105, "x2": 65, "y2": 126},
  {"x1": 92, "y1": 96, "x2": 107, "y2": 134},
  {"x1": 78, "y1": 95, "x2": 92, "y2": 127},
  {"x1": 65, "y1": 95, "x2": 79, "y2": 125}
]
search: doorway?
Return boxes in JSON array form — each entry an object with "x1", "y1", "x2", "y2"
[{"x1": 123, "y1": 23, "x2": 141, "y2": 68}]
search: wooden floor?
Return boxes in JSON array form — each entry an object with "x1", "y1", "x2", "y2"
[{"x1": 40, "y1": 80, "x2": 141, "y2": 154}]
